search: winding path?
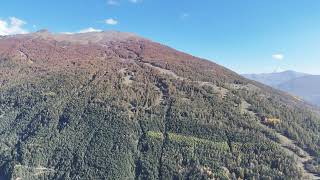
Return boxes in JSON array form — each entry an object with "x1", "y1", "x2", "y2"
[
  {"x1": 138, "y1": 60, "x2": 320, "y2": 179},
  {"x1": 274, "y1": 131, "x2": 320, "y2": 180},
  {"x1": 242, "y1": 100, "x2": 320, "y2": 180}
]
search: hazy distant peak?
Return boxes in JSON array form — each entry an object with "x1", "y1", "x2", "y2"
[
  {"x1": 36, "y1": 29, "x2": 50, "y2": 33},
  {"x1": 278, "y1": 75, "x2": 320, "y2": 106},
  {"x1": 242, "y1": 70, "x2": 309, "y2": 87}
]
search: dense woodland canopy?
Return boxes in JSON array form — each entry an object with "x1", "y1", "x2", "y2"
[{"x1": 0, "y1": 31, "x2": 319, "y2": 179}]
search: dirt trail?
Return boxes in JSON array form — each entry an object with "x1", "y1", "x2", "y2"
[
  {"x1": 140, "y1": 61, "x2": 320, "y2": 179},
  {"x1": 142, "y1": 62, "x2": 184, "y2": 80},
  {"x1": 14, "y1": 165, "x2": 55, "y2": 179},
  {"x1": 141, "y1": 62, "x2": 259, "y2": 99},
  {"x1": 273, "y1": 130, "x2": 320, "y2": 179},
  {"x1": 136, "y1": 60, "x2": 320, "y2": 179},
  {"x1": 141, "y1": 62, "x2": 229, "y2": 98},
  {"x1": 242, "y1": 101, "x2": 320, "y2": 180},
  {"x1": 119, "y1": 68, "x2": 134, "y2": 85},
  {"x1": 240, "y1": 100, "x2": 255, "y2": 116},
  {"x1": 198, "y1": 81, "x2": 229, "y2": 98},
  {"x1": 262, "y1": 124, "x2": 320, "y2": 179},
  {"x1": 148, "y1": 85, "x2": 164, "y2": 108}
]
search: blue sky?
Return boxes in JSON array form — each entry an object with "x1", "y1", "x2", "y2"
[{"x1": 1, "y1": 0, "x2": 320, "y2": 74}]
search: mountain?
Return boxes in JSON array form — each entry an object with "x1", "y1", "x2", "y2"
[
  {"x1": 0, "y1": 31, "x2": 320, "y2": 180},
  {"x1": 242, "y1": 70, "x2": 309, "y2": 87},
  {"x1": 278, "y1": 75, "x2": 320, "y2": 106},
  {"x1": 243, "y1": 71, "x2": 320, "y2": 106}
]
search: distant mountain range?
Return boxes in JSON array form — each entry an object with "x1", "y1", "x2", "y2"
[{"x1": 243, "y1": 71, "x2": 320, "y2": 106}]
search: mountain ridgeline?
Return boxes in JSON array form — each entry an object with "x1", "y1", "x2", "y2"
[
  {"x1": 242, "y1": 71, "x2": 308, "y2": 87},
  {"x1": 243, "y1": 71, "x2": 320, "y2": 106},
  {"x1": 278, "y1": 75, "x2": 320, "y2": 106},
  {"x1": 0, "y1": 31, "x2": 320, "y2": 180}
]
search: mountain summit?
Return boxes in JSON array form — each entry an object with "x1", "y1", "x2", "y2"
[{"x1": 0, "y1": 31, "x2": 320, "y2": 179}]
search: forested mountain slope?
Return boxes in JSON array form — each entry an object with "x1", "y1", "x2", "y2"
[{"x1": 0, "y1": 31, "x2": 320, "y2": 179}]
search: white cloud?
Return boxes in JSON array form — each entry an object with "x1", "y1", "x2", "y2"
[
  {"x1": 61, "y1": 32, "x2": 74, "y2": 35},
  {"x1": 60, "y1": 27, "x2": 103, "y2": 34},
  {"x1": 107, "y1": 0, "x2": 119, "y2": 5},
  {"x1": 272, "y1": 53, "x2": 284, "y2": 60},
  {"x1": 108, "y1": 0, "x2": 141, "y2": 6},
  {"x1": 0, "y1": 17, "x2": 28, "y2": 35},
  {"x1": 78, "y1": 27, "x2": 102, "y2": 33},
  {"x1": 105, "y1": 18, "x2": 118, "y2": 25},
  {"x1": 129, "y1": 0, "x2": 142, "y2": 3}
]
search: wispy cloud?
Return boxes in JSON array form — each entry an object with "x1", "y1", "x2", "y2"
[
  {"x1": 78, "y1": 27, "x2": 102, "y2": 33},
  {"x1": 129, "y1": 0, "x2": 142, "y2": 3},
  {"x1": 180, "y1": 13, "x2": 190, "y2": 20},
  {"x1": 105, "y1": 18, "x2": 118, "y2": 25},
  {"x1": 107, "y1": 0, "x2": 142, "y2": 6},
  {"x1": 107, "y1": 0, "x2": 119, "y2": 6},
  {"x1": 272, "y1": 53, "x2": 284, "y2": 60},
  {"x1": 0, "y1": 17, "x2": 28, "y2": 35},
  {"x1": 61, "y1": 27, "x2": 103, "y2": 34}
]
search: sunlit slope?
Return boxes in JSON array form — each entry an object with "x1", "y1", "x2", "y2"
[{"x1": 0, "y1": 31, "x2": 319, "y2": 179}]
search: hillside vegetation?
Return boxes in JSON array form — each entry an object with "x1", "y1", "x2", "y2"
[{"x1": 0, "y1": 31, "x2": 319, "y2": 179}]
